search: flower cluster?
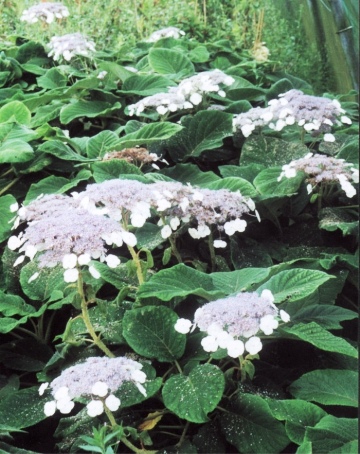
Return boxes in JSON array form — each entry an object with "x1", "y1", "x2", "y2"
[
  {"x1": 47, "y1": 32, "x2": 96, "y2": 61},
  {"x1": 75, "y1": 179, "x2": 257, "y2": 245},
  {"x1": 147, "y1": 27, "x2": 186, "y2": 42},
  {"x1": 278, "y1": 152, "x2": 359, "y2": 198},
  {"x1": 20, "y1": 2, "x2": 69, "y2": 24},
  {"x1": 7, "y1": 194, "x2": 132, "y2": 283},
  {"x1": 251, "y1": 42, "x2": 270, "y2": 63},
  {"x1": 233, "y1": 89, "x2": 352, "y2": 140},
  {"x1": 175, "y1": 290, "x2": 290, "y2": 358},
  {"x1": 127, "y1": 69, "x2": 235, "y2": 116},
  {"x1": 39, "y1": 356, "x2": 147, "y2": 417}
]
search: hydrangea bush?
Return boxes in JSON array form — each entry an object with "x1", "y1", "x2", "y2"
[{"x1": 0, "y1": 11, "x2": 358, "y2": 454}]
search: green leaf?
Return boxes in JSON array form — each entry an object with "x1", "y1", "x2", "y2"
[
  {"x1": 86, "y1": 130, "x2": 120, "y2": 158},
  {"x1": 25, "y1": 171, "x2": 91, "y2": 203},
  {"x1": 137, "y1": 264, "x2": 222, "y2": 301},
  {"x1": 188, "y1": 45, "x2": 210, "y2": 63},
  {"x1": 220, "y1": 393, "x2": 289, "y2": 453},
  {"x1": 240, "y1": 136, "x2": 308, "y2": 167},
  {"x1": 0, "y1": 194, "x2": 16, "y2": 242},
  {"x1": 281, "y1": 322, "x2": 358, "y2": 358},
  {"x1": 115, "y1": 122, "x2": 182, "y2": 149},
  {"x1": 267, "y1": 399, "x2": 326, "y2": 445},
  {"x1": 211, "y1": 268, "x2": 271, "y2": 295},
  {"x1": 36, "y1": 68, "x2": 68, "y2": 89},
  {"x1": 20, "y1": 262, "x2": 68, "y2": 301},
  {"x1": 0, "y1": 290, "x2": 35, "y2": 317},
  {"x1": 291, "y1": 305, "x2": 357, "y2": 330},
  {"x1": 289, "y1": 369, "x2": 358, "y2": 407},
  {"x1": 162, "y1": 364, "x2": 225, "y2": 423},
  {"x1": 0, "y1": 101, "x2": 31, "y2": 125},
  {"x1": 166, "y1": 110, "x2": 233, "y2": 162},
  {"x1": 160, "y1": 163, "x2": 220, "y2": 186},
  {"x1": 319, "y1": 207, "x2": 358, "y2": 237},
  {"x1": 135, "y1": 222, "x2": 165, "y2": 251},
  {"x1": 89, "y1": 261, "x2": 131, "y2": 290},
  {"x1": 91, "y1": 160, "x2": 142, "y2": 182},
  {"x1": 60, "y1": 99, "x2": 121, "y2": 124},
  {"x1": 122, "y1": 306, "x2": 186, "y2": 361},
  {"x1": 120, "y1": 74, "x2": 177, "y2": 95},
  {"x1": 257, "y1": 269, "x2": 334, "y2": 303},
  {"x1": 148, "y1": 48, "x2": 194, "y2": 77},
  {"x1": 205, "y1": 176, "x2": 258, "y2": 197},
  {"x1": 0, "y1": 387, "x2": 47, "y2": 429},
  {"x1": 0, "y1": 139, "x2": 33, "y2": 163},
  {"x1": 304, "y1": 416, "x2": 357, "y2": 452},
  {"x1": 38, "y1": 140, "x2": 91, "y2": 162},
  {"x1": 336, "y1": 137, "x2": 359, "y2": 164},
  {"x1": 219, "y1": 163, "x2": 265, "y2": 181},
  {"x1": 254, "y1": 166, "x2": 304, "y2": 196}
]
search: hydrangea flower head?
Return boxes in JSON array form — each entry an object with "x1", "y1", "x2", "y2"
[
  {"x1": 233, "y1": 90, "x2": 351, "y2": 141},
  {"x1": 175, "y1": 291, "x2": 290, "y2": 357},
  {"x1": 48, "y1": 32, "x2": 96, "y2": 61},
  {"x1": 147, "y1": 27, "x2": 186, "y2": 42},
  {"x1": 20, "y1": 2, "x2": 69, "y2": 24},
  {"x1": 278, "y1": 153, "x2": 358, "y2": 198},
  {"x1": 39, "y1": 356, "x2": 147, "y2": 417}
]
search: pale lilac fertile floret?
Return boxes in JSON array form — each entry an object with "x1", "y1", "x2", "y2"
[{"x1": 233, "y1": 89, "x2": 351, "y2": 141}]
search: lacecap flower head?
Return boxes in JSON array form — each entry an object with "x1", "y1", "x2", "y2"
[
  {"x1": 175, "y1": 290, "x2": 290, "y2": 358},
  {"x1": 20, "y1": 2, "x2": 69, "y2": 24},
  {"x1": 278, "y1": 152, "x2": 358, "y2": 198},
  {"x1": 39, "y1": 356, "x2": 147, "y2": 417},
  {"x1": 147, "y1": 27, "x2": 185, "y2": 43},
  {"x1": 47, "y1": 32, "x2": 96, "y2": 61}
]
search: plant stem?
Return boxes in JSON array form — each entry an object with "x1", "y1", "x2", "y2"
[
  {"x1": 127, "y1": 245, "x2": 145, "y2": 285},
  {"x1": 77, "y1": 270, "x2": 114, "y2": 358},
  {"x1": 169, "y1": 235, "x2": 183, "y2": 263},
  {"x1": 208, "y1": 232, "x2": 216, "y2": 272},
  {"x1": 0, "y1": 177, "x2": 20, "y2": 196}
]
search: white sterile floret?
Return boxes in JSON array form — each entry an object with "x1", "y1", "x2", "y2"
[
  {"x1": 338, "y1": 175, "x2": 356, "y2": 198},
  {"x1": 213, "y1": 239, "x2": 227, "y2": 248},
  {"x1": 280, "y1": 310, "x2": 291, "y2": 323},
  {"x1": 190, "y1": 93, "x2": 202, "y2": 105},
  {"x1": 8, "y1": 236, "x2": 22, "y2": 250},
  {"x1": 89, "y1": 266, "x2": 101, "y2": 279},
  {"x1": 121, "y1": 231, "x2": 137, "y2": 247},
  {"x1": 44, "y1": 401, "x2": 57, "y2": 416},
  {"x1": 245, "y1": 336, "x2": 262, "y2": 355},
  {"x1": 56, "y1": 399, "x2": 75, "y2": 414},
  {"x1": 216, "y1": 330, "x2": 234, "y2": 349},
  {"x1": 28, "y1": 272, "x2": 40, "y2": 283},
  {"x1": 161, "y1": 225, "x2": 172, "y2": 239},
  {"x1": 62, "y1": 253, "x2": 77, "y2": 269},
  {"x1": 170, "y1": 217, "x2": 180, "y2": 230},
  {"x1": 10, "y1": 202, "x2": 19, "y2": 212},
  {"x1": 323, "y1": 133, "x2": 335, "y2": 142},
  {"x1": 105, "y1": 394, "x2": 121, "y2": 411},
  {"x1": 92, "y1": 381, "x2": 108, "y2": 397},
  {"x1": 241, "y1": 124, "x2": 256, "y2": 137},
  {"x1": 307, "y1": 184, "x2": 313, "y2": 194},
  {"x1": 39, "y1": 382, "x2": 49, "y2": 396},
  {"x1": 201, "y1": 336, "x2": 218, "y2": 352},
  {"x1": 227, "y1": 339, "x2": 245, "y2": 358},
  {"x1": 136, "y1": 382, "x2": 147, "y2": 397},
  {"x1": 105, "y1": 254, "x2": 120, "y2": 268},
  {"x1": 351, "y1": 168, "x2": 359, "y2": 183},
  {"x1": 224, "y1": 218, "x2": 247, "y2": 235},
  {"x1": 340, "y1": 115, "x2": 352, "y2": 125},
  {"x1": 87, "y1": 400, "x2": 104, "y2": 417},
  {"x1": 174, "y1": 318, "x2": 192, "y2": 334},
  {"x1": 78, "y1": 253, "x2": 91, "y2": 265},
  {"x1": 54, "y1": 386, "x2": 70, "y2": 401},
  {"x1": 260, "y1": 289, "x2": 275, "y2": 304},
  {"x1": 188, "y1": 224, "x2": 211, "y2": 239},
  {"x1": 259, "y1": 315, "x2": 279, "y2": 335},
  {"x1": 63, "y1": 268, "x2": 79, "y2": 283}
]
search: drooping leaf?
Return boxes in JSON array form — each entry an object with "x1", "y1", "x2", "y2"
[
  {"x1": 162, "y1": 364, "x2": 225, "y2": 423},
  {"x1": 319, "y1": 207, "x2": 358, "y2": 237},
  {"x1": 36, "y1": 68, "x2": 68, "y2": 89},
  {"x1": 206, "y1": 176, "x2": 258, "y2": 197},
  {"x1": 281, "y1": 322, "x2": 358, "y2": 358},
  {"x1": 211, "y1": 268, "x2": 271, "y2": 295},
  {"x1": 0, "y1": 139, "x2": 33, "y2": 163},
  {"x1": 304, "y1": 416, "x2": 358, "y2": 452},
  {"x1": 119, "y1": 74, "x2": 177, "y2": 95},
  {"x1": 290, "y1": 304, "x2": 357, "y2": 329},
  {"x1": 122, "y1": 306, "x2": 186, "y2": 362},
  {"x1": 86, "y1": 130, "x2": 120, "y2": 158},
  {"x1": 91, "y1": 160, "x2": 142, "y2": 182},
  {"x1": 267, "y1": 398, "x2": 326, "y2": 445},
  {"x1": 160, "y1": 163, "x2": 220, "y2": 186},
  {"x1": 220, "y1": 393, "x2": 290, "y2": 453},
  {"x1": 20, "y1": 262, "x2": 68, "y2": 301},
  {"x1": 289, "y1": 369, "x2": 358, "y2": 407},
  {"x1": 115, "y1": 121, "x2": 182, "y2": 149},
  {"x1": 256, "y1": 269, "x2": 334, "y2": 303},
  {"x1": 254, "y1": 167, "x2": 304, "y2": 196},
  {"x1": 60, "y1": 99, "x2": 121, "y2": 124},
  {"x1": 137, "y1": 264, "x2": 222, "y2": 301},
  {"x1": 0, "y1": 101, "x2": 31, "y2": 125},
  {"x1": 166, "y1": 110, "x2": 233, "y2": 162}
]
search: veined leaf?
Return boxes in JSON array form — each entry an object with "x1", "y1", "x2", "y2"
[
  {"x1": 289, "y1": 369, "x2": 358, "y2": 407},
  {"x1": 148, "y1": 48, "x2": 194, "y2": 77},
  {"x1": 162, "y1": 364, "x2": 225, "y2": 423},
  {"x1": 122, "y1": 306, "x2": 185, "y2": 362},
  {"x1": 115, "y1": 122, "x2": 182, "y2": 149},
  {"x1": 0, "y1": 194, "x2": 17, "y2": 242},
  {"x1": 120, "y1": 74, "x2": 176, "y2": 95},
  {"x1": 254, "y1": 167, "x2": 304, "y2": 196},
  {"x1": 0, "y1": 139, "x2": 33, "y2": 163},
  {"x1": 60, "y1": 99, "x2": 121, "y2": 124}
]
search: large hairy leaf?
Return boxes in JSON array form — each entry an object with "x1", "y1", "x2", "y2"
[
  {"x1": 148, "y1": 48, "x2": 194, "y2": 77},
  {"x1": 162, "y1": 364, "x2": 225, "y2": 423}
]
